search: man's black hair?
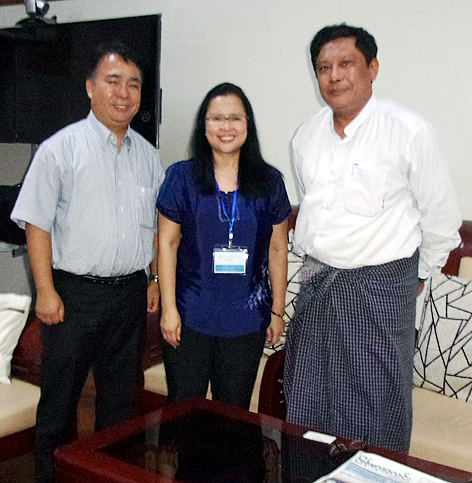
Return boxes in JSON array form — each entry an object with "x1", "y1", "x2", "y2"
[
  {"x1": 310, "y1": 24, "x2": 377, "y2": 74},
  {"x1": 87, "y1": 40, "x2": 143, "y2": 81}
]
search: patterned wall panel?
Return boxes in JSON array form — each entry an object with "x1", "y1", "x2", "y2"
[{"x1": 414, "y1": 274, "x2": 472, "y2": 403}]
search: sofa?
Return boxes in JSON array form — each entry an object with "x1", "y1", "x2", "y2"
[
  {"x1": 254, "y1": 217, "x2": 472, "y2": 472},
  {"x1": 410, "y1": 253, "x2": 472, "y2": 471},
  {"x1": 0, "y1": 308, "x2": 40, "y2": 463},
  {"x1": 0, "y1": 310, "x2": 164, "y2": 463}
]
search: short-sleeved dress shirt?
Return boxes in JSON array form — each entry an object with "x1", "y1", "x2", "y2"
[
  {"x1": 157, "y1": 160, "x2": 291, "y2": 337},
  {"x1": 11, "y1": 111, "x2": 165, "y2": 277}
]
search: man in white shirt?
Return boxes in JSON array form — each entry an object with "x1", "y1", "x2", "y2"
[{"x1": 284, "y1": 24, "x2": 461, "y2": 452}]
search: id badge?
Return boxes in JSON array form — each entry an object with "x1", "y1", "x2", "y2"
[{"x1": 213, "y1": 246, "x2": 248, "y2": 274}]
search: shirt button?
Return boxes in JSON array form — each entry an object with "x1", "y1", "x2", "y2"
[{"x1": 121, "y1": 234, "x2": 125, "y2": 239}]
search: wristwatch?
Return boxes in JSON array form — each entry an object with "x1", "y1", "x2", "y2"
[
  {"x1": 270, "y1": 310, "x2": 286, "y2": 322},
  {"x1": 149, "y1": 274, "x2": 159, "y2": 283}
]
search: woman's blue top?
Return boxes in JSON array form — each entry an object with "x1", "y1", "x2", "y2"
[{"x1": 157, "y1": 160, "x2": 291, "y2": 337}]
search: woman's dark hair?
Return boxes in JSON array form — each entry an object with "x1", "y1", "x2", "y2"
[
  {"x1": 310, "y1": 24, "x2": 377, "y2": 75},
  {"x1": 189, "y1": 82, "x2": 276, "y2": 198},
  {"x1": 87, "y1": 40, "x2": 143, "y2": 82}
]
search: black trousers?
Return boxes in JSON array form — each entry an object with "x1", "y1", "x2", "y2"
[
  {"x1": 34, "y1": 269, "x2": 148, "y2": 483},
  {"x1": 164, "y1": 325, "x2": 266, "y2": 410}
]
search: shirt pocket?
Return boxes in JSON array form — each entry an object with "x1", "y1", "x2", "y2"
[
  {"x1": 343, "y1": 165, "x2": 386, "y2": 217},
  {"x1": 138, "y1": 186, "x2": 157, "y2": 230}
]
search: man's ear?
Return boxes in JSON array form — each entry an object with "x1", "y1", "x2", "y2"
[
  {"x1": 369, "y1": 58, "x2": 379, "y2": 82},
  {"x1": 85, "y1": 79, "x2": 93, "y2": 100}
]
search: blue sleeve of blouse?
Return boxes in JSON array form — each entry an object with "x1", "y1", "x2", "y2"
[
  {"x1": 269, "y1": 169, "x2": 292, "y2": 226},
  {"x1": 156, "y1": 161, "x2": 187, "y2": 224}
]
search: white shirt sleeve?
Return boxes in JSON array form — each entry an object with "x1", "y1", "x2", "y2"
[{"x1": 407, "y1": 124, "x2": 461, "y2": 279}]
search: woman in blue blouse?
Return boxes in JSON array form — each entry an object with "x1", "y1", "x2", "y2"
[{"x1": 157, "y1": 83, "x2": 291, "y2": 409}]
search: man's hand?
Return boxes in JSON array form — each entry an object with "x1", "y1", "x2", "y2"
[
  {"x1": 147, "y1": 281, "x2": 160, "y2": 312},
  {"x1": 36, "y1": 290, "x2": 64, "y2": 325},
  {"x1": 25, "y1": 223, "x2": 64, "y2": 324}
]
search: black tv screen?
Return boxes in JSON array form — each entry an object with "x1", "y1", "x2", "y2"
[{"x1": 0, "y1": 14, "x2": 161, "y2": 146}]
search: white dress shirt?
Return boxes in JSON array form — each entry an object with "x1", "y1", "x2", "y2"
[{"x1": 293, "y1": 95, "x2": 461, "y2": 279}]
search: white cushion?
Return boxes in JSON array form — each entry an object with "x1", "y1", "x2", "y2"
[
  {"x1": 0, "y1": 294, "x2": 32, "y2": 384},
  {"x1": 144, "y1": 362, "x2": 167, "y2": 396},
  {"x1": 0, "y1": 377, "x2": 40, "y2": 437},
  {"x1": 411, "y1": 387, "x2": 472, "y2": 472}
]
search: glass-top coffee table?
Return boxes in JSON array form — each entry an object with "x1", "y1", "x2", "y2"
[{"x1": 55, "y1": 392, "x2": 472, "y2": 483}]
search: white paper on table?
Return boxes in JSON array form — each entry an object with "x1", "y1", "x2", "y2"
[
  {"x1": 313, "y1": 450, "x2": 448, "y2": 483},
  {"x1": 303, "y1": 431, "x2": 336, "y2": 444}
]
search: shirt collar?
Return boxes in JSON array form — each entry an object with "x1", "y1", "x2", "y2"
[
  {"x1": 330, "y1": 94, "x2": 376, "y2": 139},
  {"x1": 86, "y1": 111, "x2": 132, "y2": 149}
]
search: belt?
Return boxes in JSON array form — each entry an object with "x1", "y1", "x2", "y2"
[{"x1": 55, "y1": 269, "x2": 144, "y2": 286}]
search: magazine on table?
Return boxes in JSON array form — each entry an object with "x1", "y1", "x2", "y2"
[{"x1": 314, "y1": 450, "x2": 447, "y2": 483}]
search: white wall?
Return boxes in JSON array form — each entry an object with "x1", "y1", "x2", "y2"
[{"x1": 1, "y1": 0, "x2": 471, "y2": 213}]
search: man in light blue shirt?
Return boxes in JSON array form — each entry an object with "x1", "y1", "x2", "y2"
[{"x1": 11, "y1": 41, "x2": 164, "y2": 482}]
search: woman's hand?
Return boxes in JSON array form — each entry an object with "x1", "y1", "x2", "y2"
[
  {"x1": 267, "y1": 220, "x2": 288, "y2": 346},
  {"x1": 158, "y1": 214, "x2": 182, "y2": 348},
  {"x1": 266, "y1": 314, "x2": 284, "y2": 346},
  {"x1": 160, "y1": 306, "x2": 182, "y2": 348}
]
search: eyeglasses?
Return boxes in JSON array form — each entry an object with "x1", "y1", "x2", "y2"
[{"x1": 205, "y1": 115, "x2": 248, "y2": 125}]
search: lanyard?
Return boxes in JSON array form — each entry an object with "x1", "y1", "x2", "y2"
[{"x1": 215, "y1": 181, "x2": 238, "y2": 248}]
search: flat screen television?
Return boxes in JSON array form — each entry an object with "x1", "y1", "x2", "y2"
[{"x1": 0, "y1": 14, "x2": 161, "y2": 146}]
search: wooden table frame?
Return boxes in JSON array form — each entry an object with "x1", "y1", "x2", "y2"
[{"x1": 55, "y1": 393, "x2": 472, "y2": 483}]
